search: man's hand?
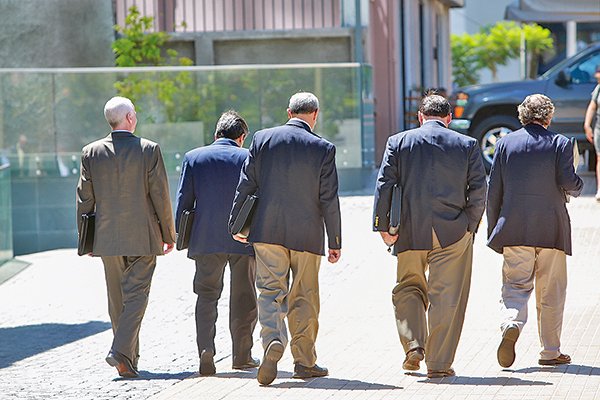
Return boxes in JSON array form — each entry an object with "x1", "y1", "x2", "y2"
[
  {"x1": 380, "y1": 231, "x2": 398, "y2": 247},
  {"x1": 164, "y1": 242, "x2": 175, "y2": 255},
  {"x1": 585, "y1": 125, "x2": 594, "y2": 144},
  {"x1": 328, "y1": 249, "x2": 341, "y2": 263},
  {"x1": 232, "y1": 234, "x2": 248, "y2": 243}
]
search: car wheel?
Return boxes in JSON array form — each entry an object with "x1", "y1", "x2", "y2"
[{"x1": 473, "y1": 115, "x2": 520, "y2": 171}]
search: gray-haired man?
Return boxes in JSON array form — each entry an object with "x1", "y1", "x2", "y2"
[{"x1": 230, "y1": 92, "x2": 342, "y2": 385}]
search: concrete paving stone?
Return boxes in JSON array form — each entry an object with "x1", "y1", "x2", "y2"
[{"x1": 2, "y1": 182, "x2": 600, "y2": 399}]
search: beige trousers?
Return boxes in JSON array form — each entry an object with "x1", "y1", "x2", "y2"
[
  {"x1": 500, "y1": 246, "x2": 567, "y2": 360},
  {"x1": 102, "y1": 255, "x2": 157, "y2": 366},
  {"x1": 253, "y1": 242, "x2": 321, "y2": 367},
  {"x1": 393, "y1": 230, "x2": 473, "y2": 371}
]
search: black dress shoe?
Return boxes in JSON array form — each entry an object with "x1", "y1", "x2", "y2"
[
  {"x1": 200, "y1": 349, "x2": 216, "y2": 376},
  {"x1": 292, "y1": 363, "x2": 329, "y2": 379},
  {"x1": 105, "y1": 350, "x2": 139, "y2": 378},
  {"x1": 232, "y1": 356, "x2": 260, "y2": 370}
]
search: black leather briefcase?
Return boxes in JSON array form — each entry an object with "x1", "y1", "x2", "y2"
[
  {"x1": 77, "y1": 213, "x2": 95, "y2": 256},
  {"x1": 231, "y1": 194, "x2": 258, "y2": 238},
  {"x1": 176, "y1": 209, "x2": 195, "y2": 251}
]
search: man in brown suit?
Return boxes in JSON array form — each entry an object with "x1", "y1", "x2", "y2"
[{"x1": 76, "y1": 96, "x2": 176, "y2": 378}]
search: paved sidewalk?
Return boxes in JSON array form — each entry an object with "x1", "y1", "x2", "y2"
[{"x1": 1, "y1": 180, "x2": 600, "y2": 399}]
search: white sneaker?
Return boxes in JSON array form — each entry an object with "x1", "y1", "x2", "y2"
[{"x1": 595, "y1": 192, "x2": 600, "y2": 202}]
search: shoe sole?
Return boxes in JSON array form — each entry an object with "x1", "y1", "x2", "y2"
[
  {"x1": 257, "y1": 342, "x2": 284, "y2": 386},
  {"x1": 403, "y1": 350, "x2": 424, "y2": 371},
  {"x1": 497, "y1": 326, "x2": 519, "y2": 368},
  {"x1": 200, "y1": 351, "x2": 216, "y2": 376},
  {"x1": 105, "y1": 354, "x2": 139, "y2": 378}
]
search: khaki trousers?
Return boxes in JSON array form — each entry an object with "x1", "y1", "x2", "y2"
[
  {"x1": 500, "y1": 246, "x2": 567, "y2": 360},
  {"x1": 253, "y1": 242, "x2": 321, "y2": 367},
  {"x1": 101, "y1": 255, "x2": 157, "y2": 365},
  {"x1": 393, "y1": 230, "x2": 473, "y2": 371}
]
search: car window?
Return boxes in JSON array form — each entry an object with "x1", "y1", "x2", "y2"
[{"x1": 567, "y1": 51, "x2": 600, "y2": 84}]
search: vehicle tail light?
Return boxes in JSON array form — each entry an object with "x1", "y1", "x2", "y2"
[{"x1": 454, "y1": 92, "x2": 468, "y2": 118}]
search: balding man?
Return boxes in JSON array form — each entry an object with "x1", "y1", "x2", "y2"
[
  {"x1": 76, "y1": 96, "x2": 176, "y2": 378},
  {"x1": 373, "y1": 92, "x2": 487, "y2": 378},
  {"x1": 230, "y1": 92, "x2": 342, "y2": 386}
]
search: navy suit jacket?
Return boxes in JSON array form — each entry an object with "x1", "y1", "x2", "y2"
[
  {"x1": 486, "y1": 124, "x2": 583, "y2": 255},
  {"x1": 175, "y1": 138, "x2": 253, "y2": 257},
  {"x1": 373, "y1": 120, "x2": 487, "y2": 254},
  {"x1": 229, "y1": 118, "x2": 342, "y2": 256}
]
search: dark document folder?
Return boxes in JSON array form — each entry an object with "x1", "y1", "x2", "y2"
[
  {"x1": 231, "y1": 194, "x2": 258, "y2": 238},
  {"x1": 77, "y1": 213, "x2": 95, "y2": 256},
  {"x1": 176, "y1": 209, "x2": 195, "y2": 251},
  {"x1": 388, "y1": 184, "x2": 402, "y2": 235}
]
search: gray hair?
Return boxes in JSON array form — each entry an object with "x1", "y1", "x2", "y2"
[
  {"x1": 104, "y1": 96, "x2": 135, "y2": 128},
  {"x1": 518, "y1": 94, "x2": 555, "y2": 126},
  {"x1": 288, "y1": 92, "x2": 319, "y2": 114}
]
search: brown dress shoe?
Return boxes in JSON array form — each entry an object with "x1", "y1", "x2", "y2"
[
  {"x1": 200, "y1": 349, "x2": 216, "y2": 376},
  {"x1": 232, "y1": 356, "x2": 260, "y2": 370},
  {"x1": 257, "y1": 340, "x2": 284, "y2": 386},
  {"x1": 105, "y1": 350, "x2": 139, "y2": 378},
  {"x1": 292, "y1": 363, "x2": 329, "y2": 378},
  {"x1": 497, "y1": 325, "x2": 520, "y2": 368},
  {"x1": 539, "y1": 353, "x2": 571, "y2": 366},
  {"x1": 427, "y1": 368, "x2": 455, "y2": 378},
  {"x1": 402, "y1": 347, "x2": 424, "y2": 371}
]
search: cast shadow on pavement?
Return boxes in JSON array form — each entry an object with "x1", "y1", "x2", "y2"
[
  {"x1": 115, "y1": 371, "x2": 193, "y2": 381},
  {"x1": 411, "y1": 374, "x2": 552, "y2": 386},
  {"x1": 0, "y1": 320, "x2": 111, "y2": 369},
  {"x1": 514, "y1": 364, "x2": 600, "y2": 376},
  {"x1": 207, "y1": 370, "x2": 402, "y2": 390}
]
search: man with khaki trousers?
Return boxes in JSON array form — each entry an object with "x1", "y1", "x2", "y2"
[
  {"x1": 230, "y1": 92, "x2": 342, "y2": 386},
  {"x1": 373, "y1": 93, "x2": 487, "y2": 378},
  {"x1": 77, "y1": 96, "x2": 176, "y2": 378},
  {"x1": 487, "y1": 94, "x2": 583, "y2": 368}
]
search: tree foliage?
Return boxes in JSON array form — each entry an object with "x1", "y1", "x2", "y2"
[{"x1": 451, "y1": 21, "x2": 554, "y2": 87}]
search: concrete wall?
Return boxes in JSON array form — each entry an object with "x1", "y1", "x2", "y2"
[
  {"x1": 169, "y1": 29, "x2": 354, "y2": 65},
  {"x1": 0, "y1": 0, "x2": 115, "y2": 68}
]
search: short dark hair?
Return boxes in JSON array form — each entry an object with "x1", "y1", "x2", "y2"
[
  {"x1": 215, "y1": 110, "x2": 248, "y2": 140},
  {"x1": 419, "y1": 92, "x2": 451, "y2": 117}
]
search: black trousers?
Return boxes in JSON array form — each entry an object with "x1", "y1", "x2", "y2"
[{"x1": 193, "y1": 253, "x2": 257, "y2": 364}]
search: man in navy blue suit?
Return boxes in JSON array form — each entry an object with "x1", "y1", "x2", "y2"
[
  {"x1": 487, "y1": 94, "x2": 583, "y2": 368},
  {"x1": 373, "y1": 93, "x2": 487, "y2": 378},
  {"x1": 230, "y1": 92, "x2": 342, "y2": 386},
  {"x1": 175, "y1": 110, "x2": 258, "y2": 376}
]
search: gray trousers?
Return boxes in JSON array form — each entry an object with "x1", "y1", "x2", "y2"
[
  {"x1": 193, "y1": 253, "x2": 257, "y2": 364},
  {"x1": 101, "y1": 255, "x2": 157, "y2": 366},
  {"x1": 393, "y1": 230, "x2": 473, "y2": 371}
]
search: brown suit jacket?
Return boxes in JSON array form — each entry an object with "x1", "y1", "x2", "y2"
[{"x1": 76, "y1": 130, "x2": 175, "y2": 256}]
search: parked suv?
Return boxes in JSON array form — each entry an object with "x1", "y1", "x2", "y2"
[{"x1": 450, "y1": 42, "x2": 600, "y2": 171}]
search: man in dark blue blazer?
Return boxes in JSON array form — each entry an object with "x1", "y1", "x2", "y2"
[
  {"x1": 230, "y1": 92, "x2": 342, "y2": 386},
  {"x1": 373, "y1": 93, "x2": 487, "y2": 378},
  {"x1": 487, "y1": 94, "x2": 583, "y2": 369},
  {"x1": 175, "y1": 111, "x2": 258, "y2": 376}
]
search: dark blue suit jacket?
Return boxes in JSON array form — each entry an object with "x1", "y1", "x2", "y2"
[
  {"x1": 486, "y1": 124, "x2": 583, "y2": 255},
  {"x1": 229, "y1": 119, "x2": 342, "y2": 256},
  {"x1": 175, "y1": 138, "x2": 253, "y2": 257},
  {"x1": 373, "y1": 120, "x2": 487, "y2": 254}
]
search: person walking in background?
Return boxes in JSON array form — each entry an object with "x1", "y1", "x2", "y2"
[
  {"x1": 175, "y1": 110, "x2": 258, "y2": 376},
  {"x1": 230, "y1": 92, "x2": 342, "y2": 386},
  {"x1": 487, "y1": 94, "x2": 583, "y2": 369},
  {"x1": 373, "y1": 92, "x2": 487, "y2": 378},
  {"x1": 76, "y1": 96, "x2": 176, "y2": 378},
  {"x1": 583, "y1": 65, "x2": 600, "y2": 201}
]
